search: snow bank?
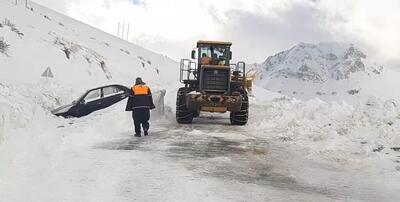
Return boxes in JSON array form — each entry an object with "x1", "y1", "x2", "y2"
[
  {"x1": 251, "y1": 93, "x2": 400, "y2": 167},
  {"x1": 0, "y1": 80, "x2": 68, "y2": 142}
]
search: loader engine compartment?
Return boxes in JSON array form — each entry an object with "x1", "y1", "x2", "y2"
[{"x1": 201, "y1": 67, "x2": 230, "y2": 93}]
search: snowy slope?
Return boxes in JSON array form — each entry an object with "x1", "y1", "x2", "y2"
[
  {"x1": 255, "y1": 42, "x2": 400, "y2": 104},
  {"x1": 0, "y1": 0, "x2": 178, "y2": 87},
  {"x1": 0, "y1": 0, "x2": 179, "y2": 142}
]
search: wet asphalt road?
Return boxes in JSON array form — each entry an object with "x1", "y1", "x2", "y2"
[{"x1": 96, "y1": 114, "x2": 400, "y2": 202}]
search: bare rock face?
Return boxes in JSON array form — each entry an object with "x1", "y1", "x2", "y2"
[{"x1": 259, "y1": 42, "x2": 383, "y2": 83}]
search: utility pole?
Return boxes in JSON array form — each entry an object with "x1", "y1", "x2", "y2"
[
  {"x1": 122, "y1": 22, "x2": 125, "y2": 40},
  {"x1": 117, "y1": 22, "x2": 120, "y2": 38},
  {"x1": 15, "y1": 0, "x2": 17, "y2": 5},
  {"x1": 126, "y1": 24, "x2": 130, "y2": 41},
  {"x1": 117, "y1": 21, "x2": 132, "y2": 41},
  {"x1": 25, "y1": 0, "x2": 28, "y2": 8}
]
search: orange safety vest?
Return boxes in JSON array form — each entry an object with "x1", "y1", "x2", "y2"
[{"x1": 132, "y1": 84, "x2": 149, "y2": 95}]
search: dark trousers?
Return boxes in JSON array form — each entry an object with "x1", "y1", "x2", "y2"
[{"x1": 132, "y1": 108, "x2": 150, "y2": 135}]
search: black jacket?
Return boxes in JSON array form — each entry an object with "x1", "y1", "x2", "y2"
[{"x1": 125, "y1": 83, "x2": 155, "y2": 111}]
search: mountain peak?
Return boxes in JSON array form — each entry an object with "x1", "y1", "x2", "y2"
[{"x1": 260, "y1": 42, "x2": 381, "y2": 82}]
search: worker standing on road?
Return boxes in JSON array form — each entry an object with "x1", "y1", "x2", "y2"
[{"x1": 125, "y1": 77, "x2": 155, "y2": 137}]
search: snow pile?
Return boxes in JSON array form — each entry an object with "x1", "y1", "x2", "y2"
[
  {"x1": 258, "y1": 42, "x2": 382, "y2": 83},
  {"x1": 0, "y1": 80, "x2": 73, "y2": 143},
  {"x1": 251, "y1": 95, "x2": 400, "y2": 167}
]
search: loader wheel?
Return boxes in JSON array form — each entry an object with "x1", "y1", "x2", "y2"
[
  {"x1": 176, "y1": 87, "x2": 193, "y2": 124},
  {"x1": 193, "y1": 110, "x2": 200, "y2": 118},
  {"x1": 230, "y1": 94, "x2": 249, "y2": 125}
]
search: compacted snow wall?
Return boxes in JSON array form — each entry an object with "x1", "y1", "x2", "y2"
[
  {"x1": 250, "y1": 93, "x2": 400, "y2": 164},
  {"x1": 0, "y1": 81, "x2": 64, "y2": 144}
]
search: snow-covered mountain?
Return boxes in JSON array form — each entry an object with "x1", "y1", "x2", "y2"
[
  {"x1": 255, "y1": 42, "x2": 400, "y2": 104},
  {"x1": 259, "y1": 42, "x2": 383, "y2": 82}
]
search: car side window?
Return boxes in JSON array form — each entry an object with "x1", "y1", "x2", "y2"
[
  {"x1": 103, "y1": 86, "x2": 123, "y2": 97},
  {"x1": 84, "y1": 89, "x2": 101, "y2": 103}
]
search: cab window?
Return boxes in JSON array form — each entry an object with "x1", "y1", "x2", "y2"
[
  {"x1": 200, "y1": 47, "x2": 211, "y2": 58},
  {"x1": 213, "y1": 46, "x2": 227, "y2": 59}
]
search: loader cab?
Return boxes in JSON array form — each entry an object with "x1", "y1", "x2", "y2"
[{"x1": 192, "y1": 41, "x2": 232, "y2": 66}]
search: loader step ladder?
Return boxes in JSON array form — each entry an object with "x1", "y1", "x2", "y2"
[{"x1": 180, "y1": 59, "x2": 197, "y2": 83}]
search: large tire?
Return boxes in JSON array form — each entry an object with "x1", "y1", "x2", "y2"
[
  {"x1": 176, "y1": 87, "x2": 194, "y2": 124},
  {"x1": 193, "y1": 110, "x2": 200, "y2": 118},
  {"x1": 230, "y1": 94, "x2": 249, "y2": 125}
]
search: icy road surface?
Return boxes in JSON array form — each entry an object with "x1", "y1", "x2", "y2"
[{"x1": 1, "y1": 101, "x2": 399, "y2": 202}]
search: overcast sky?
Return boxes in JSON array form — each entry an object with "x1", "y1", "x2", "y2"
[{"x1": 31, "y1": 0, "x2": 400, "y2": 67}]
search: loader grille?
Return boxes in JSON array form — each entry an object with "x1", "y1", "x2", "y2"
[{"x1": 201, "y1": 69, "x2": 229, "y2": 92}]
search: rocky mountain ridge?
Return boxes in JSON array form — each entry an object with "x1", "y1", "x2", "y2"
[{"x1": 258, "y1": 42, "x2": 383, "y2": 83}]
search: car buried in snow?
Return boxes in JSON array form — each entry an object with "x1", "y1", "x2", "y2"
[{"x1": 51, "y1": 84, "x2": 131, "y2": 118}]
